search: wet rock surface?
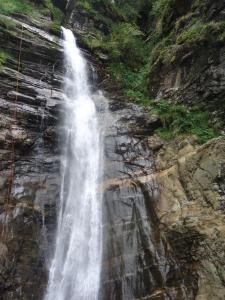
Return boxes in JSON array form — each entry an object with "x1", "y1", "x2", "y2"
[
  {"x1": 0, "y1": 13, "x2": 62, "y2": 300},
  {"x1": 0, "y1": 5, "x2": 225, "y2": 300},
  {"x1": 0, "y1": 13, "x2": 198, "y2": 297},
  {"x1": 99, "y1": 98, "x2": 197, "y2": 300},
  {"x1": 153, "y1": 136, "x2": 225, "y2": 300}
]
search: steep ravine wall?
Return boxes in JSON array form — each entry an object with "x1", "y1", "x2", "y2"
[
  {"x1": 0, "y1": 1, "x2": 225, "y2": 300},
  {"x1": 63, "y1": 2, "x2": 225, "y2": 298},
  {"x1": 61, "y1": 0, "x2": 225, "y2": 130},
  {"x1": 100, "y1": 98, "x2": 197, "y2": 299},
  {"x1": 0, "y1": 13, "x2": 63, "y2": 299},
  {"x1": 0, "y1": 9, "x2": 197, "y2": 300},
  {"x1": 152, "y1": 136, "x2": 225, "y2": 300},
  {"x1": 146, "y1": 0, "x2": 225, "y2": 130}
]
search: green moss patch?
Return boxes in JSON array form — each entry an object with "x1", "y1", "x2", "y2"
[{"x1": 0, "y1": 51, "x2": 9, "y2": 70}]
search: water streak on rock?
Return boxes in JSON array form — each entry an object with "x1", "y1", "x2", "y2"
[{"x1": 44, "y1": 28, "x2": 102, "y2": 300}]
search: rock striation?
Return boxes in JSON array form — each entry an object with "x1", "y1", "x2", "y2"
[
  {"x1": 147, "y1": 0, "x2": 225, "y2": 126},
  {"x1": 152, "y1": 136, "x2": 225, "y2": 300},
  {"x1": 0, "y1": 1, "x2": 225, "y2": 299},
  {"x1": 0, "y1": 13, "x2": 63, "y2": 299}
]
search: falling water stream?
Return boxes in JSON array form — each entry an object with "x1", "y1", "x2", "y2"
[{"x1": 44, "y1": 28, "x2": 102, "y2": 300}]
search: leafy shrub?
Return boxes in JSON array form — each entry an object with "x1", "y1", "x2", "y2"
[
  {"x1": 104, "y1": 22, "x2": 148, "y2": 68},
  {"x1": 74, "y1": 1, "x2": 151, "y2": 104},
  {"x1": 107, "y1": 62, "x2": 149, "y2": 102},
  {"x1": 149, "y1": 35, "x2": 174, "y2": 66},
  {"x1": 152, "y1": 0, "x2": 174, "y2": 17},
  {"x1": 152, "y1": 100, "x2": 219, "y2": 143}
]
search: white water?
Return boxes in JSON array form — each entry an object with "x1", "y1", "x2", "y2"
[{"x1": 44, "y1": 28, "x2": 102, "y2": 300}]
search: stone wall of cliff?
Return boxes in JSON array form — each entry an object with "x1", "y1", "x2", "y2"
[
  {"x1": 61, "y1": 0, "x2": 225, "y2": 133},
  {"x1": 1, "y1": 1, "x2": 225, "y2": 300},
  {"x1": 0, "y1": 5, "x2": 63, "y2": 298},
  {"x1": 62, "y1": 1, "x2": 225, "y2": 299}
]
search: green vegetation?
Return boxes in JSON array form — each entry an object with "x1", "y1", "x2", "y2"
[
  {"x1": 0, "y1": 15, "x2": 16, "y2": 29},
  {"x1": 0, "y1": 51, "x2": 9, "y2": 70},
  {"x1": 0, "y1": 0, "x2": 33, "y2": 14},
  {"x1": 104, "y1": 23, "x2": 147, "y2": 66},
  {"x1": 151, "y1": 100, "x2": 219, "y2": 143},
  {"x1": 76, "y1": 0, "x2": 144, "y2": 22},
  {"x1": 0, "y1": 0, "x2": 64, "y2": 33},
  {"x1": 103, "y1": 22, "x2": 149, "y2": 104},
  {"x1": 82, "y1": 30, "x2": 104, "y2": 50},
  {"x1": 45, "y1": 0, "x2": 62, "y2": 21},
  {"x1": 1, "y1": 0, "x2": 220, "y2": 144},
  {"x1": 151, "y1": 0, "x2": 173, "y2": 18},
  {"x1": 107, "y1": 63, "x2": 148, "y2": 103},
  {"x1": 0, "y1": 0, "x2": 44, "y2": 16},
  {"x1": 45, "y1": 0, "x2": 64, "y2": 33},
  {"x1": 73, "y1": 0, "x2": 220, "y2": 143},
  {"x1": 73, "y1": 0, "x2": 152, "y2": 87},
  {"x1": 147, "y1": 19, "x2": 225, "y2": 75},
  {"x1": 176, "y1": 21, "x2": 225, "y2": 44},
  {"x1": 78, "y1": 11, "x2": 150, "y2": 102}
]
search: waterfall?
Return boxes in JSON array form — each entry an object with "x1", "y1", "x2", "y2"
[{"x1": 44, "y1": 28, "x2": 102, "y2": 300}]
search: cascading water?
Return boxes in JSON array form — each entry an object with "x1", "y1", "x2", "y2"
[{"x1": 44, "y1": 27, "x2": 102, "y2": 300}]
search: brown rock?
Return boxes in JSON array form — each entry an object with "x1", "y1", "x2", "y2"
[{"x1": 154, "y1": 136, "x2": 225, "y2": 300}]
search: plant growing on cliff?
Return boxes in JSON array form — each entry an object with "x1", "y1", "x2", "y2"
[
  {"x1": 104, "y1": 22, "x2": 147, "y2": 67},
  {"x1": 44, "y1": 0, "x2": 64, "y2": 34},
  {"x1": 152, "y1": 100, "x2": 219, "y2": 143},
  {"x1": 77, "y1": 0, "x2": 145, "y2": 22},
  {"x1": 82, "y1": 30, "x2": 104, "y2": 50},
  {"x1": 151, "y1": 0, "x2": 174, "y2": 17},
  {"x1": 176, "y1": 21, "x2": 225, "y2": 44},
  {"x1": 0, "y1": 0, "x2": 64, "y2": 32},
  {"x1": 107, "y1": 62, "x2": 149, "y2": 103},
  {"x1": 0, "y1": 15, "x2": 16, "y2": 29},
  {"x1": 0, "y1": 51, "x2": 9, "y2": 70},
  {"x1": 102, "y1": 21, "x2": 150, "y2": 102},
  {"x1": 71, "y1": 0, "x2": 223, "y2": 146},
  {"x1": 45, "y1": 0, "x2": 63, "y2": 24},
  {"x1": 0, "y1": 0, "x2": 41, "y2": 15}
]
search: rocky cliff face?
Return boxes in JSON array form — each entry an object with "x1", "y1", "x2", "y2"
[
  {"x1": 0, "y1": 1, "x2": 225, "y2": 300},
  {"x1": 100, "y1": 98, "x2": 197, "y2": 299},
  {"x1": 0, "y1": 12, "x2": 63, "y2": 299},
  {"x1": 0, "y1": 8, "x2": 197, "y2": 299},
  {"x1": 152, "y1": 136, "x2": 225, "y2": 300},
  {"x1": 147, "y1": 0, "x2": 225, "y2": 125},
  {"x1": 62, "y1": 0, "x2": 225, "y2": 130}
]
